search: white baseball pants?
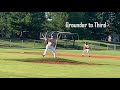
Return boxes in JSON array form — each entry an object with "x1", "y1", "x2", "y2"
[{"x1": 43, "y1": 45, "x2": 56, "y2": 58}]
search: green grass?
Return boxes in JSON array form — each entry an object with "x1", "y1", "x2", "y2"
[{"x1": 0, "y1": 48, "x2": 120, "y2": 78}]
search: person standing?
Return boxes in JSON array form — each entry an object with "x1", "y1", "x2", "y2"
[
  {"x1": 42, "y1": 36, "x2": 56, "y2": 58},
  {"x1": 82, "y1": 42, "x2": 90, "y2": 57}
]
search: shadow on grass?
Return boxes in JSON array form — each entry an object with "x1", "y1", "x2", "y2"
[{"x1": 4, "y1": 57, "x2": 108, "y2": 66}]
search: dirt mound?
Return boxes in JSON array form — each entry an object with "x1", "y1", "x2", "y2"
[
  {"x1": 32, "y1": 60, "x2": 79, "y2": 65},
  {"x1": 27, "y1": 60, "x2": 105, "y2": 65},
  {"x1": 4, "y1": 51, "x2": 112, "y2": 65}
]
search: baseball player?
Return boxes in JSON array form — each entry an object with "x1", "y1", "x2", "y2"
[
  {"x1": 82, "y1": 42, "x2": 90, "y2": 57},
  {"x1": 42, "y1": 36, "x2": 57, "y2": 58}
]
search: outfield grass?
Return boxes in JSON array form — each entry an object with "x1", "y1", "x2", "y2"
[{"x1": 0, "y1": 48, "x2": 120, "y2": 78}]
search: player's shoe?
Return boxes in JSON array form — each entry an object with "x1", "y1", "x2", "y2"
[{"x1": 42, "y1": 55, "x2": 45, "y2": 57}]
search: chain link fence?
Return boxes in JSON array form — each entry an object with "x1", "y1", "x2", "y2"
[
  {"x1": 89, "y1": 43, "x2": 120, "y2": 50},
  {"x1": 0, "y1": 38, "x2": 120, "y2": 50},
  {"x1": 0, "y1": 39, "x2": 45, "y2": 49}
]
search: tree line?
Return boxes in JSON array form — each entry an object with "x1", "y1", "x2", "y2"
[{"x1": 0, "y1": 12, "x2": 120, "y2": 40}]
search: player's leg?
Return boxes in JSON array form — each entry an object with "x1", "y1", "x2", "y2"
[
  {"x1": 42, "y1": 45, "x2": 49, "y2": 57},
  {"x1": 82, "y1": 49, "x2": 86, "y2": 56},
  {"x1": 86, "y1": 49, "x2": 90, "y2": 57},
  {"x1": 50, "y1": 46, "x2": 56, "y2": 58}
]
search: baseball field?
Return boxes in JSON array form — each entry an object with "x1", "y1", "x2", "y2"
[
  {"x1": 1, "y1": 12, "x2": 120, "y2": 78},
  {"x1": 0, "y1": 45, "x2": 120, "y2": 78}
]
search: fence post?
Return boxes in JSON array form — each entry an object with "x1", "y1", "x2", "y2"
[
  {"x1": 114, "y1": 45, "x2": 116, "y2": 50},
  {"x1": 99, "y1": 44, "x2": 101, "y2": 50},
  {"x1": 98, "y1": 44, "x2": 100, "y2": 50},
  {"x1": 91, "y1": 44, "x2": 93, "y2": 50},
  {"x1": 33, "y1": 40, "x2": 35, "y2": 48},
  {"x1": 77, "y1": 42, "x2": 79, "y2": 50},
  {"x1": 64, "y1": 40, "x2": 67, "y2": 48},
  {"x1": 10, "y1": 39, "x2": 11, "y2": 47},
  {"x1": 22, "y1": 40, "x2": 24, "y2": 47},
  {"x1": 93, "y1": 44, "x2": 95, "y2": 50},
  {"x1": 22, "y1": 40, "x2": 23, "y2": 44},
  {"x1": 107, "y1": 45, "x2": 109, "y2": 50}
]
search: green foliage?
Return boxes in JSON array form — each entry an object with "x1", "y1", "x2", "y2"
[
  {"x1": 67, "y1": 12, "x2": 120, "y2": 40},
  {"x1": 42, "y1": 12, "x2": 69, "y2": 32},
  {"x1": 0, "y1": 12, "x2": 120, "y2": 40},
  {"x1": 0, "y1": 12, "x2": 45, "y2": 39}
]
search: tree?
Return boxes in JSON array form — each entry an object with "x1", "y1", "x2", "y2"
[
  {"x1": 67, "y1": 12, "x2": 94, "y2": 39},
  {"x1": 67, "y1": 12, "x2": 120, "y2": 40},
  {"x1": 42, "y1": 12, "x2": 69, "y2": 32},
  {"x1": 1, "y1": 12, "x2": 120, "y2": 40},
  {"x1": 8, "y1": 12, "x2": 45, "y2": 39}
]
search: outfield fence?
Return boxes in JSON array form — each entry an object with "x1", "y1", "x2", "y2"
[
  {"x1": 0, "y1": 39, "x2": 45, "y2": 49},
  {"x1": 89, "y1": 43, "x2": 120, "y2": 50},
  {"x1": 57, "y1": 40, "x2": 120, "y2": 50},
  {"x1": 0, "y1": 38, "x2": 120, "y2": 50}
]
